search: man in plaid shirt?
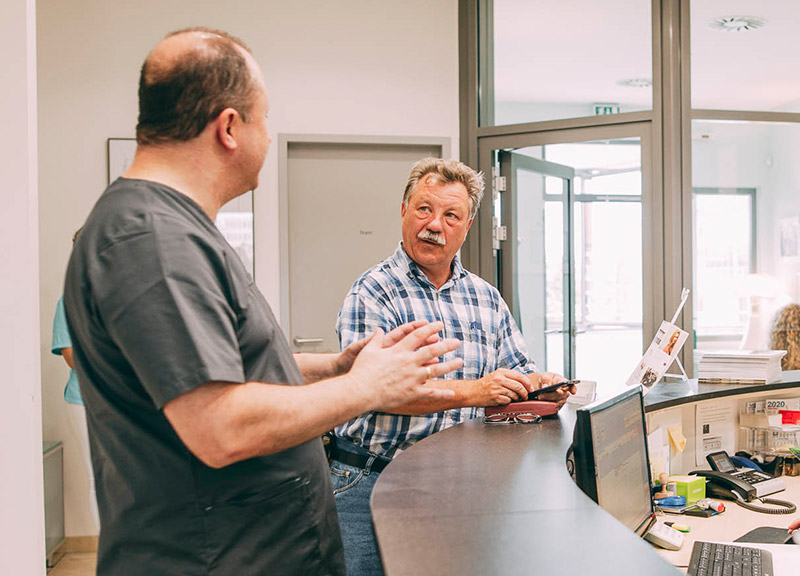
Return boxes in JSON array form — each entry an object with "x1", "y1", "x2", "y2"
[{"x1": 329, "y1": 158, "x2": 573, "y2": 575}]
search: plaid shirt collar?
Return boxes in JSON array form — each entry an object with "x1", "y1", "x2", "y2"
[{"x1": 393, "y1": 242, "x2": 468, "y2": 291}]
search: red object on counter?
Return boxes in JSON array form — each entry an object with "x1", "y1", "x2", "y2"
[{"x1": 781, "y1": 410, "x2": 800, "y2": 425}]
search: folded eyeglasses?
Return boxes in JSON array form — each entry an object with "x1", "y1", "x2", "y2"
[{"x1": 483, "y1": 412, "x2": 542, "y2": 424}]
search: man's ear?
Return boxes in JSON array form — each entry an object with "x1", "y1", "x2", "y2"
[
  {"x1": 215, "y1": 107, "x2": 240, "y2": 151},
  {"x1": 466, "y1": 217, "x2": 474, "y2": 232},
  {"x1": 401, "y1": 202, "x2": 407, "y2": 217}
]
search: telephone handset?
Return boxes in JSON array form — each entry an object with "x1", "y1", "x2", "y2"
[
  {"x1": 690, "y1": 451, "x2": 795, "y2": 515},
  {"x1": 692, "y1": 469, "x2": 756, "y2": 502}
]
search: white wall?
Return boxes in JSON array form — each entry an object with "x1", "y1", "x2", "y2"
[
  {"x1": 763, "y1": 122, "x2": 800, "y2": 299},
  {"x1": 692, "y1": 120, "x2": 800, "y2": 300},
  {"x1": 37, "y1": 0, "x2": 459, "y2": 537},
  {"x1": 1, "y1": 0, "x2": 46, "y2": 573}
]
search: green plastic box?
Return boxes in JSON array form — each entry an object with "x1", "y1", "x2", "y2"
[{"x1": 668, "y1": 474, "x2": 706, "y2": 504}]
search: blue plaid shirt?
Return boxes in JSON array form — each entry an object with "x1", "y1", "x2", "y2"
[{"x1": 335, "y1": 244, "x2": 537, "y2": 459}]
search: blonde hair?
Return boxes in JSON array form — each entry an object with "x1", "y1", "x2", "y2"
[
  {"x1": 403, "y1": 158, "x2": 485, "y2": 218},
  {"x1": 770, "y1": 303, "x2": 800, "y2": 370}
]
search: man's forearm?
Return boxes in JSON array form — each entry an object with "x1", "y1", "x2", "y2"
[
  {"x1": 293, "y1": 352, "x2": 338, "y2": 383},
  {"x1": 384, "y1": 379, "x2": 478, "y2": 415},
  {"x1": 384, "y1": 368, "x2": 538, "y2": 414},
  {"x1": 165, "y1": 377, "x2": 376, "y2": 468}
]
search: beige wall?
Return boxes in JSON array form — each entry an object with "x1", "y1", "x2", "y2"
[
  {"x1": 2, "y1": 0, "x2": 45, "y2": 573},
  {"x1": 37, "y1": 0, "x2": 459, "y2": 537}
]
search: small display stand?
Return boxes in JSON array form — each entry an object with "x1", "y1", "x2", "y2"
[{"x1": 626, "y1": 288, "x2": 691, "y2": 393}]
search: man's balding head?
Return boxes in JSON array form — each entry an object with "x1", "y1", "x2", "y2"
[{"x1": 136, "y1": 28, "x2": 260, "y2": 145}]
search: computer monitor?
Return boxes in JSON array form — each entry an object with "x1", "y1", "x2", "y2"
[{"x1": 570, "y1": 385, "x2": 655, "y2": 537}]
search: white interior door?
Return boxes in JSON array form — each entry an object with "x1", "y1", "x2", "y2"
[{"x1": 282, "y1": 137, "x2": 447, "y2": 352}]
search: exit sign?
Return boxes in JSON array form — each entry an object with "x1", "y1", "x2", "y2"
[{"x1": 593, "y1": 103, "x2": 620, "y2": 115}]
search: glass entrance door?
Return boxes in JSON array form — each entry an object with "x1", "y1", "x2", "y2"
[
  {"x1": 496, "y1": 138, "x2": 644, "y2": 386},
  {"x1": 499, "y1": 151, "x2": 575, "y2": 377}
]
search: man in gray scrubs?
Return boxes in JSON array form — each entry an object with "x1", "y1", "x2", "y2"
[{"x1": 64, "y1": 28, "x2": 461, "y2": 576}]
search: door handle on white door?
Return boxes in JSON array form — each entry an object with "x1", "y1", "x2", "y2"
[{"x1": 293, "y1": 337, "x2": 324, "y2": 345}]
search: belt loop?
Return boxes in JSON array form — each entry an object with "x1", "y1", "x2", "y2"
[{"x1": 364, "y1": 454, "x2": 377, "y2": 476}]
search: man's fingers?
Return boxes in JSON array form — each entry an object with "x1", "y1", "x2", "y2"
[
  {"x1": 414, "y1": 337, "x2": 460, "y2": 363},
  {"x1": 497, "y1": 369, "x2": 535, "y2": 392},
  {"x1": 383, "y1": 320, "x2": 428, "y2": 347},
  {"x1": 536, "y1": 390, "x2": 569, "y2": 403},
  {"x1": 423, "y1": 333, "x2": 440, "y2": 346},
  {"x1": 395, "y1": 321, "x2": 445, "y2": 350},
  {"x1": 503, "y1": 380, "x2": 528, "y2": 400},
  {"x1": 422, "y1": 358, "x2": 463, "y2": 379},
  {"x1": 363, "y1": 328, "x2": 385, "y2": 350},
  {"x1": 540, "y1": 372, "x2": 566, "y2": 385},
  {"x1": 345, "y1": 333, "x2": 373, "y2": 355}
]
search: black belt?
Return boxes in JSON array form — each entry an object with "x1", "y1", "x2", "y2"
[{"x1": 329, "y1": 444, "x2": 391, "y2": 473}]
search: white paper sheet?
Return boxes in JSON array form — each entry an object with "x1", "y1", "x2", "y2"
[{"x1": 695, "y1": 403, "x2": 736, "y2": 466}]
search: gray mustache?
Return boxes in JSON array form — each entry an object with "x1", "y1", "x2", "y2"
[{"x1": 417, "y1": 230, "x2": 446, "y2": 246}]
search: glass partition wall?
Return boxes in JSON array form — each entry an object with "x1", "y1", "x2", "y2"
[{"x1": 461, "y1": 0, "x2": 800, "y2": 393}]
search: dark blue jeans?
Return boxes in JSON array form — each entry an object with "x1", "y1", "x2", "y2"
[{"x1": 329, "y1": 449, "x2": 387, "y2": 576}]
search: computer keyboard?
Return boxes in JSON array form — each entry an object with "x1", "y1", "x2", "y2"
[{"x1": 687, "y1": 541, "x2": 773, "y2": 576}]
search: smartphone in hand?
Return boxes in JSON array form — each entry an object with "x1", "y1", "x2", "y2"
[{"x1": 526, "y1": 379, "x2": 579, "y2": 401}]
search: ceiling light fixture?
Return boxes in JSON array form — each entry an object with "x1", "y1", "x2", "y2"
[
  {"x1": 619, "y1": 78, "x2": 652, "y2": 88},
  {"x1": 708, "y1": 16, "x2": 766, "y2": 32}
]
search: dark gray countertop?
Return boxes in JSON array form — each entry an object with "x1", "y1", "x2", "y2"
[
  {"x1": 371, "y1": 407, "x2": 680, "y2": 575},
  {"x1": 372, "y1": 374, "x2": 800, "y2": 575}
]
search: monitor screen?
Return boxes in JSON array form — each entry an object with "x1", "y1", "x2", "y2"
[{"x1": 571, "y1": 386, "x2": 654, "y2": 536}]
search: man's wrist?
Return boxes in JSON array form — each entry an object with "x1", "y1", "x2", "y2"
[
  {"x1": 461, "y1": 378, "x2": 482, "y2": 407},
  {"x1": 330, "y1": 352, "x2": 344, "y2": 378},
  {"x1": 338, "y1": 372, "x2": 379, "y2": 413}
]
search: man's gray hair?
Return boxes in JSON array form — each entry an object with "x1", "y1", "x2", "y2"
[{"x1": 402, "y1": 158, "x2": 485, "y2": 218}]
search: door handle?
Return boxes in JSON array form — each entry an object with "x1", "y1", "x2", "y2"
[{"x1": 293, "y1": 337, "x2": 324, "y2": 346}]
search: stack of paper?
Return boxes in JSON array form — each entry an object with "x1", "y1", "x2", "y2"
[{"x1": 697, "y1": 350, "x2": 786, "y2": 385}]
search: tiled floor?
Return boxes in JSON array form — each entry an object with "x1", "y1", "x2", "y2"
[{"x1": 48, "y1": 552, "x2": 96, "y2": 576}]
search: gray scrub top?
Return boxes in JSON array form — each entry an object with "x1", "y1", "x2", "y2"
[{"x1": 64, "y1": 178, "x2": 344, "y2": 576}]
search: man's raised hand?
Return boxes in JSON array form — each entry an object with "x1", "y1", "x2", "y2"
[{"x1": 348, "y1": 321, "x2": 462, "y2": 411}]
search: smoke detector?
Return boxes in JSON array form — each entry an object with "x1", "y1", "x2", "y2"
[
  {"x1": 619, "y1": 78, "x2": 652, "y2": 88},
  {"x1": 708, "y1": 16, "x2": 766, "y2": 32}
]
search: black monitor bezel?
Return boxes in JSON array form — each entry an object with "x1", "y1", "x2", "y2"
[{"x1": 572, "y1": 385, "x2": 655, "y2": 537}]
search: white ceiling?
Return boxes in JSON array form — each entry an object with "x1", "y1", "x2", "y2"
[{"x1": 492, "y1": 0, "x2": 800, "y2": 112}]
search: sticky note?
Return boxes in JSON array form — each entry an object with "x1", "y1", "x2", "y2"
[{"x1": 668, "y1": 426, "x2": 686, "y2": 453}]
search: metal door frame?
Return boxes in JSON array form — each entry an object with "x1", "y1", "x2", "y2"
[
  {"x1": 479, "y1": 122, "x2": 659, "y2": 375},
  {"x1": 499, "y1": 151, "x2": 576, "y2": 376}
]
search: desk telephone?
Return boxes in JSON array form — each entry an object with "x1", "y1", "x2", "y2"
[{"x1": 690, "y1": 451, "x2": 795, "y2": 515}]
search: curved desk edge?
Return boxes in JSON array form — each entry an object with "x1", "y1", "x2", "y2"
[
  {"x1": 371, "y1": 409, "x2": 680, "y2": 576},
  {"x1": 644, "y1": 371, "x2": 800, "y2": 412}
]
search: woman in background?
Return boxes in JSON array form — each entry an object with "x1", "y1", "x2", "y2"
[
  {"x1": 769, "y1": 303, "x2": 800, "y2": 370},
  {"x1": 51, "y1": 227, "x2": 99, "y2": 530}
]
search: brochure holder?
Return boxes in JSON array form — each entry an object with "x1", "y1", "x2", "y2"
[
  {"x1": 662, "y1": 288, "x2": 691, "y2": 382},
  {"x1": 626, "y1": 288, "x2": 691, "y2": 392}
]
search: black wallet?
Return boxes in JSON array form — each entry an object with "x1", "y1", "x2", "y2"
[{"x1": 733, "y1": 526, "x2": 794, "y2": 545}]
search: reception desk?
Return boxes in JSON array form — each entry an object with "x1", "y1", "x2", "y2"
[{"x1": 371, "y1": 374, "x2": 800, "y2": 575}]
